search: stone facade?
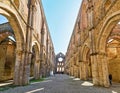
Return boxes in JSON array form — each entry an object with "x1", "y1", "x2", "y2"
[
  {"x1": 55, "y1": 52, "x2": 65, "y2": 74},
  {"x1": 0, "y1": 0, "x2": 55, "y2": 85},
  {"x1": 65, "y1": 0, "x2": 120, "y2": 87}
]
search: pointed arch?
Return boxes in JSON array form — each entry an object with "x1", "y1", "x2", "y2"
[
  {"x1": 0, "y1": 2, "x2": 25, "y2": 50},
  {"x1": 95, "y1": 10, "x2": 120, "y2": 87},
  {"x1": 97, "y1": 11, "x2": 120, "y2": 52},
  {"x1": 82, "y1": 45, "x2": 90, "y2": 61},
  {"x1": 31, "y1": 41, "x2": 40, "y2": 79},
  {"x1": 0, "y1": 2, "x2": 26, "y2": 85}
]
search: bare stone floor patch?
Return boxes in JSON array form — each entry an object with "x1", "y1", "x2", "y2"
[{"x1": 0, "y1": 74, "x2": 120, "y2": 93}]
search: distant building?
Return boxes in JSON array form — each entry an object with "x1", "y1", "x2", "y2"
[{"x1": 55, "y1": 52, "x2": 65, "y2": 74}]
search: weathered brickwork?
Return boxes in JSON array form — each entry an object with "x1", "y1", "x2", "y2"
[
  {"x1": 65, "y1": 0, "x2": 120, "y2": 87},
  {"x1": 0, "y1": 0, "x2": 55, "y2": 85}
]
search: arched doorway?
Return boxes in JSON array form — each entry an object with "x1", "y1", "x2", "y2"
[
  {"x1": 81, "y1": 45, "x2": 92, "y2": 80},
  {"x1": 30, "y1": 42, "x2": 40, "y2": 79},
  {"x1": 97, "y1": 11, "x2": 120, "y2": 87},
  {"x1": 0, "y1": 3, "x2": 25, "y2": 85},
  {"x1": 0, "y1": 15, "x2": 16, "y2": 81},
  {"x1": 107, "y1": 22, "x2": 120, "y2": 83},
  {"x1": 30, "y1": 46, "x2": 35, "y2": 77}
]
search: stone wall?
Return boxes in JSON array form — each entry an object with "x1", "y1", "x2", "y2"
[
  {"x1": 65, "y1": 0, "x2": 120, "y2": 87},
  {"x1": 0, "y1": 40, "x2": 15, "y2": 81}
]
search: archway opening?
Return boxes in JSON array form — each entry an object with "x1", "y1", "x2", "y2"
[
  {"x1": 30, "y1": 46, "x2": 36, "y2": 77},
  {"x1": 0, "y1": 15, "x2": 16, "y2": 82},
  {"x1": 82, "y1": 46, "x2": 92, "y2": 81},
  {"x1": 30, "y1": 43, "x2": 40, "y2": 79},
  {"x1": 106, "y1": 21, "x2": 120, "y2": 83}
]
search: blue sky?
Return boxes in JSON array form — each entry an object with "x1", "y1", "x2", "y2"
[
  {"x1": 41, "y1": 0, "x2": 82, "y2": 54},
  {"x1": 0, "y1": 15, "x2": 8, "y2": 24}
]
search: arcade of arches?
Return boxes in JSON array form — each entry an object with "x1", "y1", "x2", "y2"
[
  {"x1": 65, "y1": 0, "x2": 120, "y2": 87},
  {"x1": 0, "y1": 0, "x2": 55, "y2": 85},
  {"x1": 1, "y1": 0, "x2": 120, "y2": 88}
]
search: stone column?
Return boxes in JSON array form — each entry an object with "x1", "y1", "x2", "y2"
[
  {"x1": 68, "y1": 67, "x2": 70, "y2": 75},
  {"x1": 79, "y1": 62, "x2": 84, "y2": 80},
  {"x1": 23, "y1": 4, "x2": 36, "y2": 85},
  {"x1": 97, "y1": 54, "x2": 104, "y2": 86},
  {"x1": 71, "y1": 67, "x2": 74, "y2": 76},
  {"x1": 69, "y1": 67, "x2": 72, "y2": 76},
  {"x1": 69, "y1": 67, "x2": 71, "y2": 76},
  {"x1": 40, "y1": 61, "x2": 45, "y2": 78},
  {"x1": 83, "y1": 62, "x2": 88, "y2": 80},
  {"x1": 79, "y1": 62, "x2": 88, "y2": 80},
  {"x1": 40, "y1": 27, "x2": 45, "y2": 78},
  {"x1": 34, "y1": 58, "x2": 40, "y2": 79},
  {"x1": 76, "y1": 66, "x2": 79, "y2": 78},
  {"x1": 88, "y1": 60, "x2": 92, "y2": 78},
  {"x1": 74, "y1": 66, "x2": 77, "y2": 77},
  {"x1": 87, "y1": 1, "x2": 100, "y2": 85},
  {"x1": 47, "y1": 62, "x2": 50, "y2": 76},
  {"x1": 76, "y1": 53, "x2": 79, "y2": 78},
  {"x1": 116, "y1": 48, "x2": 120, "y2": 82},
  {"x1": 90, "y1": 54, "x2": 99, "y2": 85},
  {"x1": 14, "y1": 49, "x2": 25, "y2": 85},
  {"x1": 97, "y1": 52, "x2": 109, "y2": 87},
  {"x1": 74, "y1": 61, "x2": 79, "y2": 78},
  {"x1": 73, "y1": 66, "x2": 76, "y2": 77},
  {"x1": 78, "y1": 63, "x2": 80, "y2": 78},
  {"x1": 75, "y1": 66, "x2": 77, "y2": 78},
  {"x1": 69, "y1": 61, "x2": 72, "y2": 76}
]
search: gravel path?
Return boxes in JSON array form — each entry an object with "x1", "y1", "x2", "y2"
[{"x1": 1, "y1": 74, "x2": 120, "y2": 93}]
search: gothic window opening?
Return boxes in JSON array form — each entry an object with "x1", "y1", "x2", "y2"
[{"x1": 55, "y1": 52, "x2": 65, "y2": 74}]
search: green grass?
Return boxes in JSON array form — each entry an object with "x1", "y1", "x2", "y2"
[
  {"x1": 30, "y1": 78, "x2": 45, "y2": 83},
  {"x1": 0, "y1": 87, "x2": 9, "y2": 91}
]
